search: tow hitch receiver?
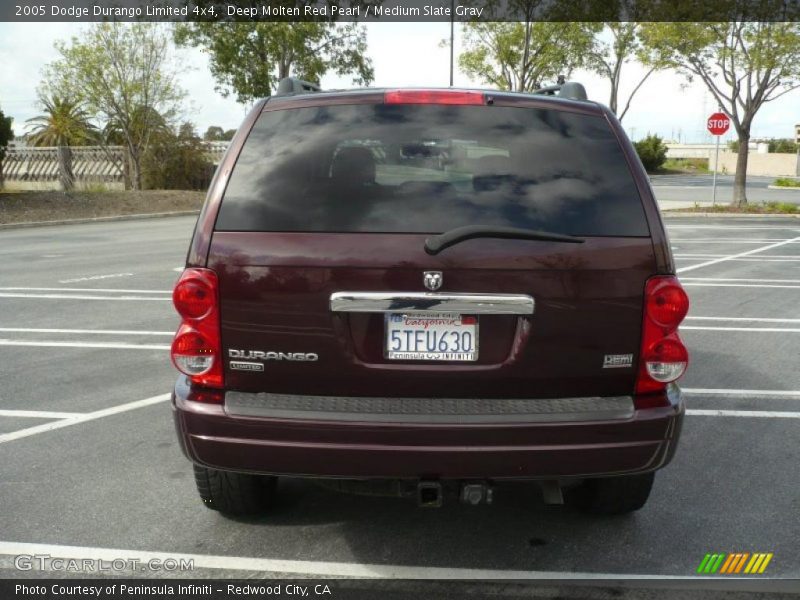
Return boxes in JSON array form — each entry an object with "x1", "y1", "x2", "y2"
[{"x1": 417, "y1": 481, "x2": 443, "y2": 507}]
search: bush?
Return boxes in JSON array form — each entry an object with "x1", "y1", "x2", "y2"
[
  {"x1": 768, "y1": 139, "x2": 799, "y2": 154},
  {"x1": 142, "y1": 122, "x2": 214, "y2": 190},
  {"x1": 774, "y1": 178, "x2": 800, "y2": 188},
  {"x1": 633, "y1": 134, "x2": 668, "y2": 172}
]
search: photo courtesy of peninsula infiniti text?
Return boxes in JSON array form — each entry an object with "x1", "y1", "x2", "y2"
[{"x1": 170, "y1": 77, "x2": 690, "y2": 516}]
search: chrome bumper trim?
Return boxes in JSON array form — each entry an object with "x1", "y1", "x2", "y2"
[{"x1": 330, "y1": 292, "x2": 534, "y2": 315}]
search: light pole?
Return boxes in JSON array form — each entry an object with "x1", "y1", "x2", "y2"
[{"x1": 449, "y1": 0, "x2": 455, "y2": 87}]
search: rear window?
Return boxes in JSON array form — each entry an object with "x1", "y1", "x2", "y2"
[{"x1": 216, "y1": 103, "x2": 648, "y2": 236}]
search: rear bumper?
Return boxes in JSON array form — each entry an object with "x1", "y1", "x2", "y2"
[{"x1": 172, "y1": 378, "x2": 684, "y2": 480}]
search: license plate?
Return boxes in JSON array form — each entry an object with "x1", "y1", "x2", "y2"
[{"x1": 385, "y1": 313, "x2": 478, "y2": 361}]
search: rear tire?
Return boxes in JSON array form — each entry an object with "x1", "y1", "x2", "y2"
[
  {"x1": 193, "y1": 465, "x2": 276, "y2": 516},
  {"x1": 568, "y1": 472, "x2": 655, "y2": 515}
]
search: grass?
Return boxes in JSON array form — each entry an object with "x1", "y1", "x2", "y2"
[
  {"x1": 657, "y1": 158, "x2": 711, "y2": 174},
  {"x1": 773, "y1": 177, "x2": 800, "y2": 188},
  {"x1": 0, "y1": 190, "x2": 205, "y2": 225},
  {"x1": 675, "y1": 201, "x2": 800, "y2": 214}
]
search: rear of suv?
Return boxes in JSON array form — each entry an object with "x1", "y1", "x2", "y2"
[{"x1": 171, "y1": 80, "x2": 689, "y2": 516}]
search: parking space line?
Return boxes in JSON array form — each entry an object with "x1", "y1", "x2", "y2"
[
  {"x1": 682, "y1": 278, "x2": 800, "y2": 284},
  {"x1": 0, "y1": 394, "x2": 170, "y2": 444},
  {"x1": 671, "y1": 239, "x2": 799, "y2": 243},
  {"x1": 681, "y1": 326, "x2": 800, "y2": 332},
  {"x1": 0, "y1": 340, "x2": 170, "y2": 350},
  {"x1": 0, "y1": 409, "x2": 82, "y2": 419},
  {"x1": 0, "y1": 540, "x2": 721, "y2": 579},
  {"x1": 682, "y1": 283, "x2": 800, "y2": 289},
  {"x1": 683, "y1": 388, "x2": 800, "y2": 398},
  {"x1": 676, "y1": 254, "x2": 800, "y2": 259},
  {"x1": 667, "y1": 225, "x2": 800, "y2": 230},
  {"x1": 686, "y1": 317, "x2": 800, "y2": 323},
  {"x1": 0, "y1": 293, "x2": 168, "y2": 301},
  {"x1": 687, "y1": 410, "x2": 800, "y2": 419},
  {"x1": 0, "y1": 328, "x2": 173, "y2": 336},
  {"x1": 0, "y1": 287, "x2": 170, "y2": 294},
  {"x1": 676, "y1": 236, "x2": 800, "y2": 274}
]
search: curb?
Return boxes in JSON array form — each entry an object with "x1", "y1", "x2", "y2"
[
  {"x1": 663, "y1": 211, "x2": 800, "y2": 218},
  {"x1": 0, "y1": 210, "x2": 200, "y2": 230},
  {"x1": 767, "y1": 185, "x2": 800, "y2": 191}
]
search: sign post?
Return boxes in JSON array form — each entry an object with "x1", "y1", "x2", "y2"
[{"x1": 707, "y1": 112, "x2": 731, "y2": 206}]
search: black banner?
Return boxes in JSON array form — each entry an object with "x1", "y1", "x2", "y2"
[{"x1": 3, "y1": 0, "x2": 800, "y2": 23}]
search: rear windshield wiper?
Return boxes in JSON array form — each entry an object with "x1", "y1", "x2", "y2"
[{"x1": 424, "y1": 225, "x2": 585, "y2": 255}]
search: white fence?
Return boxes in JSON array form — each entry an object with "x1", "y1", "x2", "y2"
[{"x1": 0, "y1": 143, "x2": 228, "y2": 191}]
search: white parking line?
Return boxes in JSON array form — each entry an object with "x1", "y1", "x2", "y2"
[
  {"x1": 678, "y1": 257, "x2": 800, "y2": 262},
  {"x1": 0, "y1": 287, "x2": 170, "y2": 294},
  {"x1": 0, "y1": 340, "x2": 170, "y2": 350},
  {"x1": 681, "y1": 326, "x2": 800, "y2": 332},
  {"x1": 0, "y1": 328, "x2": 173, "y2": 336},
  {"x1": 671, "y1": 239, "x2": 799, "y2": 243},
  {"x1": 0, "y1": 394, "x2": 170, "y2": 444},
  {"x1": 682, "y1": 277, "x2": 800, "y2": 284},
  {"x1": 687, "y1": 410, "x2": 800, "y2": 419},
  {"x1": 686, "y1": 316, "x2": 800, "y2": 323},
  {"x1": 683, "y1": 283, "x2": 800, "y2": 289},
  {"x1": 0, "y1": 540, "x2": 730, "y2": 579},
  {"x1": 0, "y1": 293, "x2": 168, "y2": 301},
  {"x1": 0, "y1": 409, "x2": 82, "y2": 419},
  {"x1": 676, "y1": 236, "x2": 800, "y2": 274},
  {"x1": 676, "y1": 254, "x2": 800, "y2": 259},
  {"x1": 683, "y1": 388, "x2": 800, "y2": 398},
  {"x1": 667, "y1": 225, "x2": 800, "y2": 230}
]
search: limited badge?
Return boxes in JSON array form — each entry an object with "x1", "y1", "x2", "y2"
[{"x1": 603, "y1": 354, "x2": 633, "y2": 369}]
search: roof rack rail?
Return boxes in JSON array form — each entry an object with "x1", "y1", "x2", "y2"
[
  {"x1": 532, "y1": 78, "x2": 588, "y2": 102},
  {"x1": 275, "y1": 77, "x2": 322, "y2": 96}
]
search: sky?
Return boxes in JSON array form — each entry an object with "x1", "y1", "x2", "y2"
[{"x1": 1, "y1": 22, "x2": 798, "y2": 145}]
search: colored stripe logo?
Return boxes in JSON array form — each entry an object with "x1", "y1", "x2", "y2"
[{"x1": 697, "y1": 552, "x2": 773, "y2": 574}]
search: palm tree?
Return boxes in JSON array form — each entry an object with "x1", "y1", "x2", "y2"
[{"x1": 26, "y1": 96, "x2": 98, "y2": 190}]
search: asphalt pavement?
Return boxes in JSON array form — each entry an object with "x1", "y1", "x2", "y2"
[
  {"x1": 650, "y1": 174, "x2": 800, "y2": 207},
  {"x1": 0, "y1": 215, "x2": 798, "y2": 594}
]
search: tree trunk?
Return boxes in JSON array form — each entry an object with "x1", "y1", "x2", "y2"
[
  {"x1": 129, "y1": 150, "x2": 142, "y2": 191},
  {"x1": 732, "y1": 132, "x2": 749, "y2": 207},
  {"x1": 56, "y1": 146, "x2": 74, "y2": 192}
]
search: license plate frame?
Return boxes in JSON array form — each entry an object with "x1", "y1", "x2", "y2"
[{"x1": 384, "y1": 312, "x2": 479, "y2": 361}]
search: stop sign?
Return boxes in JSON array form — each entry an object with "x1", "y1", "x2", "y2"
[{"x1": 707, "y1": 112, "x2": 730, "y2": 136}]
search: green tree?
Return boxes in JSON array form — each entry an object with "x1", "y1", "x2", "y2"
[
  {"x1": 42, "y1": 23, "x2": 185, "y2": 190},
  {"x1": 142, "y1": 121, "x2": 213, "y2": 190},
  {"x1": 640, "y1": 22, "x2": 800, "y2": 206},
  {"x1": 458, "y1": 21, "x2": 599, "y2": 92},
  {"x1": 174, "y1": 22, "x2": 373, "y2": 104},
  {"x1": 203, "y1": 125, "x2": 236, "y2": 141},
  {"x1": 26, "y1": 95, "x2": 98, "y2": 191},
  {"x1": 0, "y1": 107, "x2": 13, "y2": 187},
  {"x1": 633, "y1": 134, "x2": 668, "y2": 172},
  {"x1": 768, "y1": 139, "x2": 799, "y2": 153},
  {"x1": 586, "y1": 23, "x2": 658, "y2": 120}
]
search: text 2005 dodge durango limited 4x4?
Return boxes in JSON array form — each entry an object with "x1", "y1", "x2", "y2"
[{"x1": 170, "y1": 79, "x2": 689, "y2": 516}]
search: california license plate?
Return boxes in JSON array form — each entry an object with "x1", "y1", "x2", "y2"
[{"x1": 385, "y1": 313, "x2": 478, "y2": 361}]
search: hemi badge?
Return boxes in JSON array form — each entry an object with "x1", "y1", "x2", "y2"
[{"x1": 603, "y1": 354, "x2": 633, "y2": 369}]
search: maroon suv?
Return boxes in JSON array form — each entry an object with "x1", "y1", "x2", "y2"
[{"x1": 171, "y1": 79, "x2": 689, "y2": 516}]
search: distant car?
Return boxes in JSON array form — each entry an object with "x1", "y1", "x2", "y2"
[{"x1": 171, "y1": 78, "x2": 689, "y2": 516}]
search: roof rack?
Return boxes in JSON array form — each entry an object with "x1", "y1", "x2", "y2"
[
  {"x1": 532, "y1": 77, "x2": 588, "y2": 102},
  {"x1": 275, "y1": 77, "x2": 322, "y2": 96}
]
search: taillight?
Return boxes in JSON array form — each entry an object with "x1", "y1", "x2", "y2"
[
  {"x1": 171, "y1": 268, "x2": 223, "y2": 390},
  {"x1": 384, "y1": 90, "x2": 485, "y2": 105},
  {"x1": 635, "y1": 276, "x2": 689, "y2": 402}
]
